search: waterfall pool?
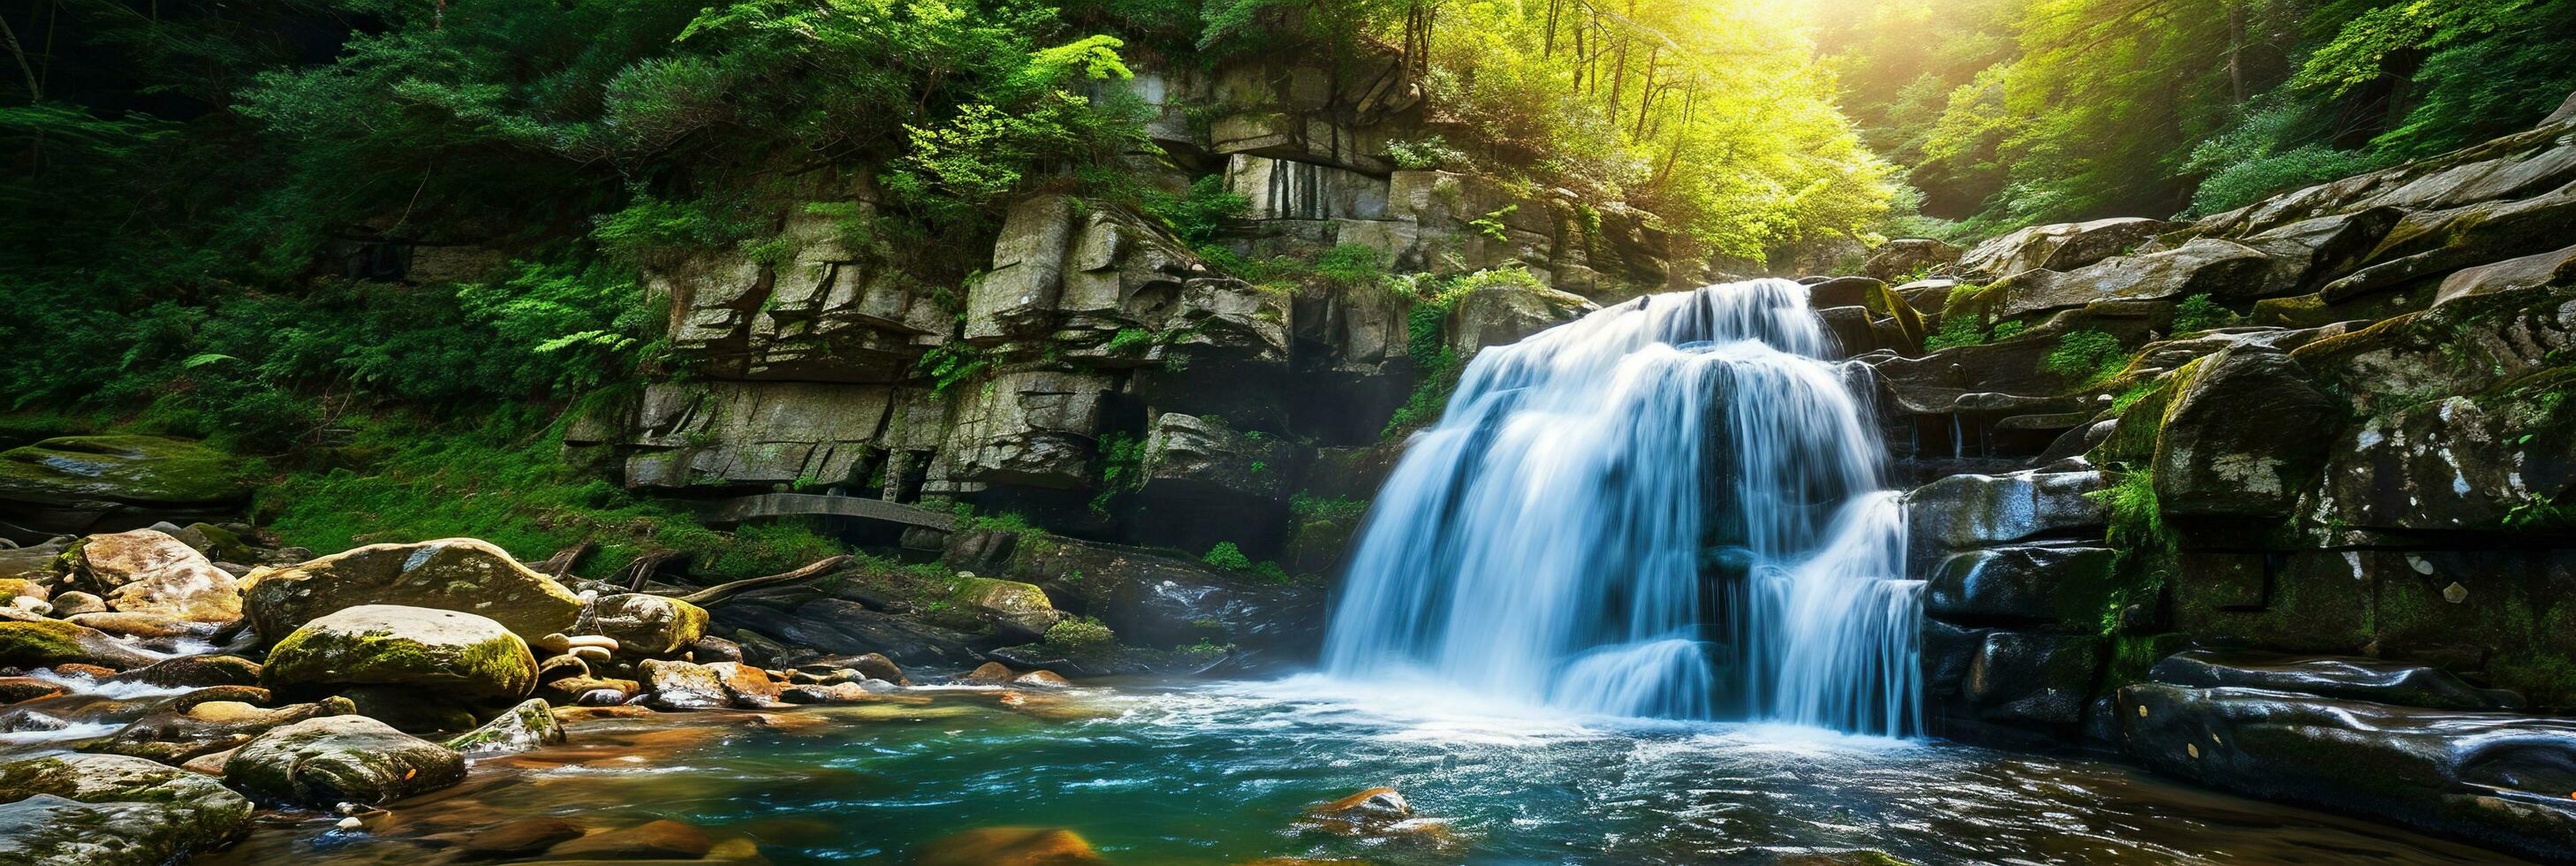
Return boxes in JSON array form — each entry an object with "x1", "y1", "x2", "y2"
[{"x1": 198, "y1": 677, "x2": 2520, "y2": 864}]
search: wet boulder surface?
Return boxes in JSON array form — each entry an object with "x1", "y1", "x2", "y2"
[{"x1": 0, "y1": 753, "x2": 255, "y2": 865}]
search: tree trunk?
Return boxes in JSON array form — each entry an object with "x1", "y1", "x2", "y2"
[{"x1": 675, "y1": 556, "x2": 853, "y2": 607}]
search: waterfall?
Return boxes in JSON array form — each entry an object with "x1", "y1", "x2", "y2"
[{"x1": 1322, "y1": 278, "x2": 1922, "y2": 737}]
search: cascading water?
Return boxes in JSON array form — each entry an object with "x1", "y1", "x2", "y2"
[{"x1": 1322, "y1": 278, "x2": 1922, "y2": 736}]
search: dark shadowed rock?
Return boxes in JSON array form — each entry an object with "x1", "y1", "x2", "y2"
[
  {"x1": 1926, "y1": 545, "x2": 2118, "y2": 629},
  {"x1": 2150, "y1": 346, "x2": 2342, "y2": 516},
  {"x1": 0, "y1": 753, "x2": 254, "y2": 865},
  {"x1": 2148, "y1": 650, "x2": 2521, "y2": 711},
  {"x1": 224, "y1": 715, "x2": 466, "y2": 806},
  {"x1": 1964, "y1": 631, "x2": 2101, "y2": 726}
]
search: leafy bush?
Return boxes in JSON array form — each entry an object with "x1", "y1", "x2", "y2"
[
  {"x1": 2045, "y1": 329, "x2": 2128, "y2": 384},
  {"x1": 1316, "y1": 244, "x2": 1389, "y2": 288},
  {"x1": 2171, "y1": 294, "x2": 2236, "y2": 335},
  {"x1": 1140, "y1": 175, "x2": 1252, "y2": 244},
  {"x1": 1202, "y1": 541, "x2": 1253, "y2": 571},
  {"x1": 1385, "y1": 135, "x2": 1466, "y2": 171}
]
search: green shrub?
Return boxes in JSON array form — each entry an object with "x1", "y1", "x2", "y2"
[
  {"x1": 1316, "y1": 243, "x2": 1388, "y2": 289},
  {"x1": 2171, "y1": 294, "x2": 2236, "y2": 335},
  {"x1": 2045, "y1": 329, "x2": 2128, "y2": 384},
  {"x1": 1923, "y1": 316, "x2": 1986, "y2": 350},
  {"x1": 1202, "y1": 541, "x2": 1252, "y2": 571},
  {"x1": 1385, "y1": 135, "x2": 1466, "y2": 171},
  {"x1": 1140, "y1": 175, "x2": 1251, "y2": 244}
]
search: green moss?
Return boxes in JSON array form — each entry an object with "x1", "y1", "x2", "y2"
[
  {"x1": 0, "y1": 619, "x2": 89, "y2": 667},
  {"x1": 265, "y1": 621, "x2": 538, "y2": 700},
  {"x1": 1202, "y1": 542, "x2": 1252, "y2": 572},
  {"x1": 2045, "y1": 328, "x2": 2130, "y2": 385},
  {"x1": 1042, "y1": 616, "x2": 1117, "y2": 657}
]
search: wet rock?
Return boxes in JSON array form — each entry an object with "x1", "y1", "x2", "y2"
[
  {"x1": 587, "y1": 592, "x2": 710, "y2": 657},
  {"x1": 443, "y1": 699, "x2": 564, "y2": 755},
  {"x1": 1309, "y1": 786, "x2": 1412, "y2": 821},
  {"x1": 66, "y1": 612, "x2": 215, "y2": 642},
  {"x1": 2434, "y1": 242, "x2": 2576, "y2": 308},
  {"x1": 1013, "y1": 670, "x2": 1073, "y2": 688},
  {"x1": 2119, "y1": 683, "x2": 2576, "y2": 863},
  {"x1": 460, "y1": 817, "x2": 586, "y2": 857},
  {"x1": 1925, "y1": 545, "x2": 2119, "y2": 629},
  {"x1": 0, "y1": 753, "x2": 254, "y2": 864},
  {"x1": 0, "y1": 676, "x2": 67, "y2": 703},
  {"x1": 947, "y1": 576, "x2": 1065, "y2": 642},
  {"x1": 913, "y1": 825, "x2": 1106, "y2": 866},
  {"x1": 0, "y1": 538, "x2": 70, "y2": 585},
  {"x1": 240, "y1": 537, "x2": 582, "y2": 643},
  {"x1": 1448, "y1": 277, "x2": 1595, "y2": 358},
  {"x1": 337, "y1": 684, "x2": 479, "y2": 733},
  {"x1": 709, "y1": 596, "x2": 983, "y2": 667},
  {"x1": 706, "y1": 661, "x2": 784, "y2": 706},
  {"x1": 959, "y1": 533, "x2": 1325, "y2": 653},
  {"x1": 1902, "y1": 468, "x2": 2108, "y2": 564},
  {"x1": 538, "y1": 675, "x2": 639, "y2": 707},
  {"x1": 832, "y1": 652, "x2": 907, "y2": 685},
  {"x1": 262, "y1": 604, "x2": 539, "y2": 703},
  {"x1": 640, "y1": 659, "x2": 730, "y2": 710},
  {"x1": 688, "y1": 634, "x2": 744, "y2": 663},
  {"x1": 84, "y1": 699, "x2": 344, "y2": 763},
  {"x1": 547, "y1": 818, "x2": 714, "y2": 860},
  {"x1": 2148, "y1": 650, "x2": 2520, "y2": 711},
  {"x1": 961, "y1": 661, "x2": 1018, "y2": 685},
  {"x1": 1964, "y1": 631, "x2": 2101, "y2": 727},
  {"x1": 48, "y1": 591, "x2": 104, "y2": 617},
  {"x1": 0, "y1": 436, "x2": 251, "y2": 533},
  {"x1": 223, "y1": 715, "x2": 467, "y2": 807},
  {"x1": 0, "y1": 618, "x2": 163, "y2": 670},
  {"x1": 73, "y1": 528, "x2": 242, "y2": 622},
  {"x1": 781, "y1": 682, "x2": 875, "y2": 703}
]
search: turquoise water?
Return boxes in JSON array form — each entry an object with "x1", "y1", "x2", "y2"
[{"x1": 207, "y1": 677, "x2": 2521, "y2": 864}]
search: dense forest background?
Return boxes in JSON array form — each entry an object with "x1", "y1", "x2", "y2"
[{"x1": 1, "y1": 0, "x2": 2569, "y2": 573}]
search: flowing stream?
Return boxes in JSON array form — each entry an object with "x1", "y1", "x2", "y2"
[{"x1": 1325, "y1": 279, "x2": 1921, "y2": 734}]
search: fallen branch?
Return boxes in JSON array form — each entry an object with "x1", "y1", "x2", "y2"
[
  {"x1": 619, "y1": 550, "x2": 686, "y2": 593},
  {"x1": 531, "y1": 541, "x2": 594, "y2": 578},
  {"x1": 674, "y1": 555, "x2": 852, "y2": 607}
]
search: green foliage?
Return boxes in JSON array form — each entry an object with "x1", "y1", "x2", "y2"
[
  {"x1": 1201, "y1": 541, "x2": 1253, "y2": 572},
  {"x1": 1139, "y1": 175, "x2": 1251, "y2": 244},
  {"x1": 2092, "y1": 467, "x2": 2171, "y2": 554},
  {"x1": 1042, "y1": 616, "x2": 1118, "y2": 656},
  {"x1": 1315, "y1": 244, "x2": 1390, "y2": 289},
  {"x1": 1290, "y1": 493, "x2": 1371, "y2": 522},
  {"x1": 1089, "y1": 431, "x2": 1146, "y2": 514},
  {"x1": 2045, "y1": 329, "x2": 2128, "y2": 384},
  {"x1": 1468, "y1": 205, "x2": 1519, "y2": 242},
  {"x1": 916, "y1": 343, "x2": 995, "y2": 395},
  {"x1": 1385, "y1": 135, "x2": 1466, "y2": 171},
  {"x1": 1922, "y1": 316, "x2": 1987, "y2": 351},
  {"x1": 2171, "y1": 294, "x2": 2238, "y2": 335}
]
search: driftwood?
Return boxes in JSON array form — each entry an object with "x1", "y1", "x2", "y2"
[
  {"x1": 619, "y1": 550, "x2": 687, "y2": 593},
  {"x1": 531, "y1": 541, "x2": 594, "y2": 578},
  {"x1": 674, "y1": 555, "x2": 852, "y2": 607}
]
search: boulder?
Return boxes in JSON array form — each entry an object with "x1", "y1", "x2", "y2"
[
  {"x1": 939, "y1": 371, "x2": 1115, "y2": 490},
  {"x1": 1957, "y1": 217, "x2": 2173, "y2": 280},
  {"x1": 65, "y1": 612, "x2": 213, "y2": 642},
  {"x1": 0, "y1": 538, "x2": 69, "y2": 586},
  {"x1": 1963, "y1": 631, "x2": 2101, "y2": 726},
  {"x1": 961, "y1": 661, "x2": 1018, "y2": 685},
  {"x1": 335, "y1": 685, "x2": 478, "y2": 733},
  {"x1": 0, "y1": 619, "x2": 163, "y2": 670},
  {"x1": 2120, "y1": 683, "x2": 2576, "y2": 863},
  {"x1": 1903, "y1": 469, "x2": 2109, "y2": 562},
  {"x1": 705, "y1": 661, "x2": 784, "y2": 706},
  {"x1": 0, "y1": 753, "x2": 254, "y2": 864},
  {"x1": 913, "y1": 826, "x2": 1106, "y2": 866},
  {"x1": 72, "y1": 529, "x2": 241, "y2": 622},
  {"x1": 1136, "y1": 412, "x2": 1301, "y2": 505},
  {"x1": 1862, "y1": 239, "x2": 1962, "y2": 283},
  {"x1": 2433, "y1": 242, "x2": 2576, "y2": 308},
  {"x1": 1925, "y1": 545, "x2": 2119, "y2": 630},
  {"x1": 48, "y1": 591, "x2": 103, "y2": 617},
  {"x1": 1446, "y1": 277, "x2": 1595, "y2": 358},
  {"x1": 2149, "y1": 346, "x2": 2343, "y2": 516},
  {"x1": 587, "y1": 593, "x2": 710, "y2": 657},
  {"x1": 2148, "y1": 650, "x2": 2520, "y2": 711},
  {"x1": 459, "y1": 817, "x2": 587, "y2": 858},
  {"x1": 224, "y1": 715, "x2": 466, "y2": 806},
  {"x1": 240, "y1": 537, "x2": 582, "y2": 643},
  {"x1": 947, "y1": 576, "x2": 1065, "y2": 642},
  {"x1": 102, "y1": 655, "x2": 261, "y2": 689},
  {"x1": 0, "y1": 436, "x2": 250, "y2": 532},
  {"x1": 640, "y1": 659, "x2": 730, "y2": 710},
  {"x1": 710, "y1": 596, "x2": 984, "y2": 667},
  {"x1": 443, "y1": 698, "x2": 564, "y2": 755},
  {"x1": 261, "y1": 604, "x2": 539, "y2": 703},
  {"x1": 957, "y1": 533, "x2": 1327, "y2": 653},
  {"x1": 1988, "y1": 239, "x2": 2275, "y2": 319},
  {"x1": 84, "y1": 699, "x2": 345, "y2": 763}
]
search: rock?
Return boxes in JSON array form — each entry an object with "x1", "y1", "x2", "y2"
[
  {"x1": 0, "y1": 538, "x2": 70, "y2": 586},
  {"x1": 709, "y1": 596, "x2": 984, "y2": 667},
  {"x1": 705, "y1": 661, "x2": 783, "y2": 706},
  {"x1": 1447, "y1": 277, "x2": 1595, "y2": 358},
  {"x1": 958, "y1": 534, "x2": 1326, "y2": 653},
  {"x1": 961, "y1": 661, "x2": 1018, "y2": 685},
  {"x1": 2432, "y1": 241, "x2": 2576, "y2": 308},
  {"x1": 66, "y1": 612, "x2": 214, "y2": 641},
  {"x1": 2149, "y1": 346, "x2": 2342, "y2": 516},
  {"x1": 0, "y1": 436, "x2": 251, "y2": 533},
  {"x1": 0, "y1": 619, "x2": 163, "y2": 670},
  {"x1": 0, "y1": 753, "x2": 254, "y2": 864},
  {"x1": 535, "y1": 653, "x2": 589, "y2": 683},
  {"x1": 587, "y1": 592, "x2": 710, "y2": 657},
  {"x1": 830, "y1": 652, "x2": 906, "y2": 685},
  {"x1": 1226, "y1": 154, "x2": 1389, "y2": 219},
  {"x1": 73, "y1": 528, "x2": 242, "y2": 622},
  {"x1": 912, "y1": 825, "x2": 1106, "y2": 866},
  {"x1": 0, "y1": 577, "x2": 45, "y2": 603},
  {"x1": 781, "y1": 682, "x2": 874, "y2": 703},
  {"x1": 223, "y1": 715, "x2": 467, "y2": 806},
  {"x1": 1963, "y1": 631, "x2": 2101, "y2": 727},
  {"x1": 443, "y1": 699, "x2": 564, "y2": 755},
  {"x1": 1309, "y1": 786, "x2": 1413, "y2": 821},
  {"x1": 1902, "y1": 469, "x2": 2109, "y2": 562},
  {"x1": 1957, "y1": 217, "x2": 2174, "y2": 280},
  {"x1": 688, "y1": 634, "x2": 743, "y2": 663},
  {"x1": 0, "y1": 676, "x2": 67, "y2": 703},
  {"x1": 569, "y1": 645, "x2": 613, "y2": 664},
  {"x1": 2148, "y1": 650, "x2": 2520, "y2": 711},
  {"x1": 941, "y1": 370, "x2": 1117, "y2": 490},
  {"x1": 1988, "y1": 238, "x2": 2275, "y2": 319},
  {"x1": 1863, "y1": 239, "x2": 1962, "y2": 283},
  {"x1": 2120, "y1": 683, "x2": 2576, "y2": 863},
  {"x1": 947, "y1": 576, "x2": 1064, "y2": 642},
  {"x1": 1131, "y1": 413, "x2": 1303, "y2": 552},
  {"x1": 261, "y1": 604, "x2": 539, "y2": 703},
  {"x1": 240, "y1": 537, "x2": 582, "y2": 643},
  {"x1": 460, "y1": 817, "x2": 586, "y2": 858},
  {"x1": 640, "y1": 659, "x2": 730, "y2": 710},
  {"x1": 84, "y1": 699, "x2": 343, "y2": 763},
  {"x1": 332, "y1": 685, "x2": 479, "y2": 734},
  {"x1": 547, "y1": 818, "x2": 714, "y2": 860},
  {"x1": 1012, "y1": 670, "x2": 1073, "y2": 688},
  {"x1": 537, "y1": 676, "x2": 639, "y2": 707},
  {"x1": 48, "y1": 591, "x2": 104, "y2": 617},
  {"x1": 1925, "y1": 545, "x2": 2119, "y2": 629}
]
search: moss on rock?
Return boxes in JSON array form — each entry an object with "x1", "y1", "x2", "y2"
[{"x1": 262, "y1": 604, "x2": 538, "y2": 702}]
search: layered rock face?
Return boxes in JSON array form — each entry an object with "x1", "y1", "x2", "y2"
[
  {"x1": 1868, "y1": 95, "x2": 2576, "y2": 855},
  {"x1": 580, "y1": 52, "x2": 1644, "y2": 572}
]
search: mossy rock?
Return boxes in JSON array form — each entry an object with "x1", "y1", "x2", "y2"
[
  {"x1": 0, "y1": 618, "x2": 162, "y2": 669},
  {"x1": 0, "y1": 753, "x2": 254, "y2": 864},
  {"x1": 242, "y1": 537, "x2": 581, "y2": 643},
  {"x1": 443, "y1": 698, "x2": 564, "y2": 756},
  {"x1": 0, "y1": 435, "x2": 252, "y2": 509},
  {"x1": 949, "y1": 576, "x2": 1064, "y2": 641},
  {"x1": 590, "y1": 593, "x2": 710, "y2": 657},
  {"x1": 222, "y1": 715, "x2": 466, "y2": 807},
  {"x1": 262, "y1": 604, "x2": 538, "y2": 702}
]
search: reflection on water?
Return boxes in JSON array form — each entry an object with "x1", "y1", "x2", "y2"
[{"x1": 194, "y1": 678, "x2": 2523, "y2": 865}]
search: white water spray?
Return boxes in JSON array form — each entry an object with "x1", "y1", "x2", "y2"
[{"x1": 1322, "y1": 279, "x2": 1921, "y2": 736}]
